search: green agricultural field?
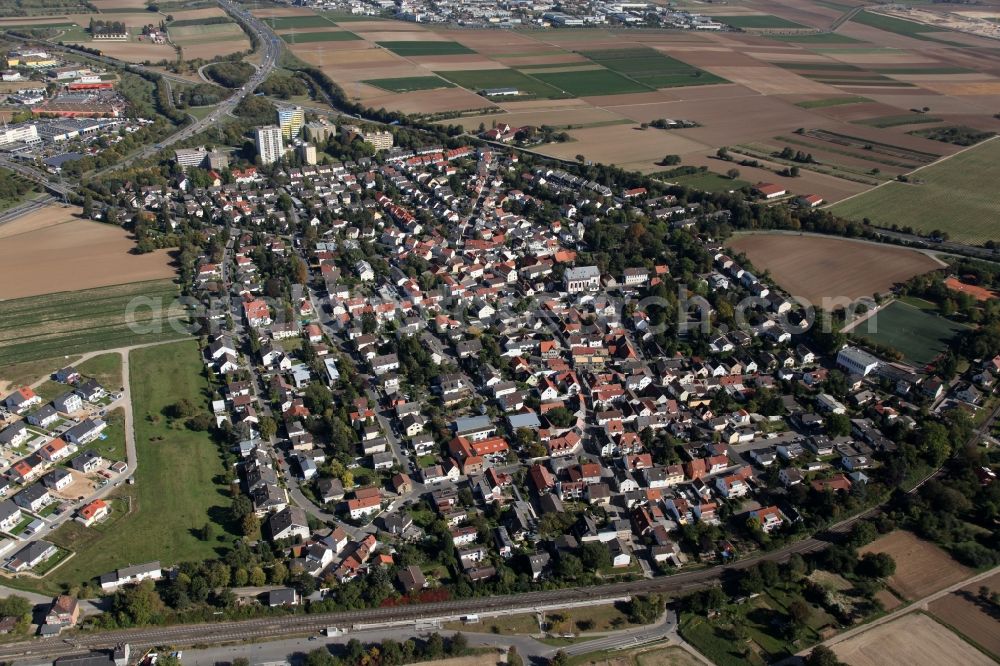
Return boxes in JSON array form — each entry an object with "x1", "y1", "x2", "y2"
[
  {"x1": 767, "y1": 32, "x2": 861, "y2": 43},
  {"x1": 581, "y1": 48, "x2": 727, "y2": 88},
  {"x1": 362, "y1": 76, "x2": 455, "y2": 92},
  {"x1": 439, "y1": 68, "x2": 568, "y2": 99},
  {"x1": 852, "y1": 300, "x2": 969, "y2": 366},
  {"x1": 377, "y1": 40, "x2": 475, "y2": 56},
  {"x1": 795, "y1": 96, "x2": 872, "y2": 108},
  {"x1": 262, "y1": 15, "x2": 335, "y2": 29},
  {"x1": 22, "y1": 341, "x2": 237, "y2": 594},
  {"x1": 854, "y1": 113, "x2": 942, "y2": 128},
  {"x1": 531, "y1": 68, "x2": 652, "y2": 96},
  {"x1": 280, "y1": 30, "x2": 360, "y2": 43},
  {"x1": 715, "y1": 14, "x2": 807, "y2": 29},
  {"x1": 830, "y1": 138, "x2": 1000, "y2": 244},
  {"x1": 851, "y1": 10, "x2": 942, "y2": 39},
  {"x1": 0, "y1": 280, "x2": 190, "y2": 365}
]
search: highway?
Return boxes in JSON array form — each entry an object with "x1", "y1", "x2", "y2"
[{"x1": 96, "y1": 0, "x2": 281, "y2": 173}]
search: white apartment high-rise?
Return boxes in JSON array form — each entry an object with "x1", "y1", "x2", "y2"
[{"x1": 255, "y1": 125, "x2": 284, "y2": 165}]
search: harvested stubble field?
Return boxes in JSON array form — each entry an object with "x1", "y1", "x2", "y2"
[
  {"x1": 831, "y1": 137, "x2": 1000, "y2": 244},
  {"x1": 928, "y1": 571, "x2": 1000, "y2": 659},
  {"x1": 859, "y1": 531, "x2": 974, "y2": 600},
  {"x1": 726, "y1": 234, "x2": 942, "y2": 305},
  {"x1": 832, "y1": 613, "x2": 993, "y2": 666},
  {"x1": 0, "y1": 206, "x2": 175, "y2": 299}
]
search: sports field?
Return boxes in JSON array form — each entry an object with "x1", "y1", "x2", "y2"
[
  {"x1": 830, "y1": 138, "x2": 1000, "y2": 244},
  {"x1": 280, "y1": 30, "x2": 360, "y2": 43},
  {"x1": 0, "y1": 280, "x2": 190, "y2": 365},
  {"x1": 852, "y1": 300, "x2": 969, "y2": 366},
  {"x1": 362, "y1": 76, "x2": 455, "y2": 92},
  {"x1": 378, "y1": 40, "x2": 475, "y2": 56}
]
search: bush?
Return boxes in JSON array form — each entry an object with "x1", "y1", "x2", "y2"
[{"x1": 204, "y1": 61, "x2": 255, "y2": 88}]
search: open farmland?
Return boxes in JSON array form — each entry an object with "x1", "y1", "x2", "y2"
[
  {"x1": 0, "y1": 206, "x2": 175, "y2": 299},
  {"x1": 852, "y1": 300, "x2": 969, "y2": 366},
  {"x1": 831, "y1": 138, "x2": 1000, "y2": 244},
  {"x1": 726, "y1": 234, "x2": 942, "y2": 305},
  {"x1": 0, "y1": 280, "x2": 189, "y2": 365},
  {"x1": 531, "y1": 68, "x2": 653, "y2": 96},
  {"x1": 438, "y1": 69, "x2": 568, "y2": 99},
  {"x1": 859, "y1": 531, "x2": 974, "y2": 601},
  {"x1": 378, "y1": 40, "x2": 475, "y2": 56},
  {"x1": 581, "y1": 48, "x2": 728, "y2": 88},
  {"x1": 715, "y1": 14, "x2": 807, "y2": 29},
  {"x1": 361, "y1": 76, "x2": 455, "y2": 92},
  {"x1": 258, "y1": 4, "x2": 1000, "y2": 195},
  {"x1": 280, "y1": 30, "x2": 360, "y2": 43},
  {"x1": 928, "y1": 572, "x2": 1000, "y2": 659},
  {"x1": 832, "y1": 613, "x2": 993, "y2": 666}
]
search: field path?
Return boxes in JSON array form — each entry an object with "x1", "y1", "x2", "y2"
[
  {"x1": 841, "y1": 297, "x2": 894, "y2": 333},
  {"x1": 792, "y1": 562, "x2": 1000, "y2": 658}
]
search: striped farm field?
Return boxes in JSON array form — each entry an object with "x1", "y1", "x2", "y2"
[
  {"x1": 0, "y1": 280, "x2": 190, "y2": 364},
  {"x1": 830, "y1": 137, "x2": 1000, "y2": 244}
]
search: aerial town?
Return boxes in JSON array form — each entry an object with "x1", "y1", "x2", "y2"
[{"x1": 0, "y1": 0, "x2": 998, "y2": 665}]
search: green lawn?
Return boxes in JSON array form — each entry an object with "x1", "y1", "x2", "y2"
[
  {"x1": 852, "y1": 300, "x2": 970, "y2": 366},
  {"x1": 377, "y1": 41, "x2": 475, "y2": 56},
  {"x1": 21, "y1": 341, "x2": 236, "y2": 594},
  {"x1": 670, "y1": 172, "x2": 750, "y2": 192},
  {"x1": 262, "y1": 15, "x2": 335, "y2": 29},
  {"x1": 361, "y1": 76, "x2": 455, "y2": 92},
  {"x1": 280, "y1": 30, "x2": 360, "y2": 43},
  {"x1": 829, "y1": 137, "x2": 1000, "y2": 244},
  {"x1": 0, "y1": 280, "x2": 189, "y2": 365},
  {"x1": 715, "y1": 14, "x2": 807, "y2": 29},
  {"x1": 76, "y1": 353, "x2": 123, "y2": 390},
  {"x1": 531, "y1": 68, "x2": 653, "y2": 96},
  {"x1": 438, "y1": 68, "x2": 568, "y2": 99},
  {"x1": 795, "y1": 96, "x2": 872, "y2": 109},
  {"x1": 581, "y1": 48, "x2": 727, "y2": 88}
]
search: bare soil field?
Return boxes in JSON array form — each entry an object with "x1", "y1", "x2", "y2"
[
  {"x1": 65, "y1": 39, "x2": 172, "y2": 63},
  {"x1": 0, "y1": 206, "x2": 175, "y2": 299},
  {"x1": 726, "y1": 235, "x2": 942, "y2": 304},
  {"x1": 928, "y1": 571, "x2": 1000, "y2": 659},
  {"x1": 859, "y1": 531, "x2": 974, "y2": 600},
  {"x1": 706, "y1": 66, "x2": 839, "y2": 95},
  {"x1": 363, "y1": 88, "x2": 493, "y2": 114},
  {"x1": 832, "y1": 613, "x2": 992, "y2": 666},
  {"x1": 537, "y1": 123, "x2": 708, "y2": 170}
]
